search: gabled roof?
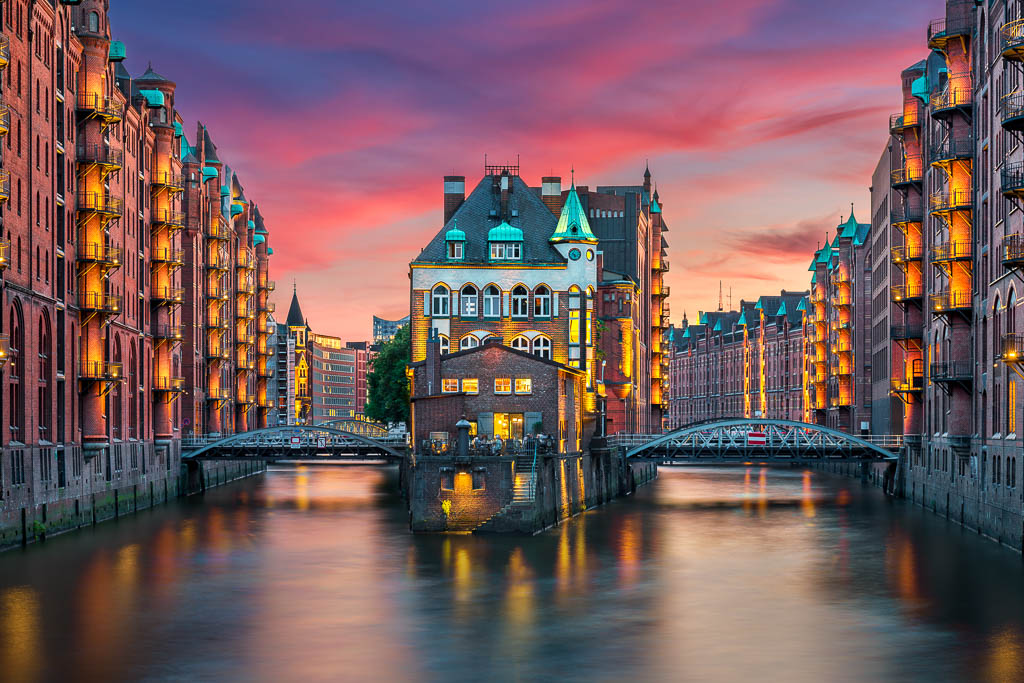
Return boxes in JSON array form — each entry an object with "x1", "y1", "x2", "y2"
[
  {"x1": 286, "y1": 289, "x2": 305, "y2": 327},
  {"x1": 551, "y1": 184, "x2": 598, "y2": 243},
  {"x1": 136, "y1": 63, "x2": 172, "y2": 85}
]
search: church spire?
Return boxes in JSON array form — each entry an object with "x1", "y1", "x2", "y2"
[{"x1": 550, "y1": 182, "x2": 597, "y2": 243}]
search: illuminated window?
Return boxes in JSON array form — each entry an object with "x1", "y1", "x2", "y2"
[
  {"x1": 442, "y1": 379, "x2": 459, "y2": 393},
  {"x1": 460, "y1": 335, "x2": 479, "y2": 350},
  {"x1": 483, "y1": 285, "x2": 501, "y2": 317},
  {"x1": 532, "y1": 336, "x2": 552, "y2": 360},
  {"x1": 511, "y1": 285, "x2": 529, "y2": 318},
  {"x1": 515, "y1": 378, "x2": 532, "y2": 394},
  {"x1": 431, "y1": 285, "x2": 450, "y2": 317},
  {"x1": 534, "y1": 286, "x2": 551, "y2": 317},
  {"x1": 494, "y1": 378, "x2": 511, "y2": 394},
  {"x1": 1010, "y1": 380, "x2": 1017, "y2": 435},
  {"x1": 462, "y1": 378, "x2": 478, "y2": 394},
  {"x1": 511, "y1": 336, "x2": 530, "y2": 352}
]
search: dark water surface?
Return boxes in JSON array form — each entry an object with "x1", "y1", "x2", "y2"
[{"x1": 1, "y1": 465, "x2": 1023, "y2": 682}]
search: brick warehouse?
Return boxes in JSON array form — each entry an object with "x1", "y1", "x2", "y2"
[
  {"x1": 409, "y1": 162, "x2": 669, "y2": 437},
  {"x1": 0, "y1": 0, "x2": 274, "y2": 543}
]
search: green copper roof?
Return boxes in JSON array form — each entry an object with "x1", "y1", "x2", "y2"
[
  {"x1": 551, "y1": 184, "x2": 598, "y2": 243},
  {"x1": 254, "y1": 234, "x2": 265, "y2": 245},
  {"x1": 796, "y1": 297, "x2": 807, "y2": 312},
  {"x1": 247, "y1": 220, "x2": 256, "y2": 230},
  {"x1": 172, "y1": 121, "x2": 183, "y2": 137},
  {"x1": 911, "y1": 74, "x2": 929, "y2": 101},
  {"x1": 650, "y1": 199, "x2": 661, "y2": 214},
  {"x1": 737, "y1": 311, "x2": 748, "y2": 326},
  {"x1": 831, "y1": 235, "x2": 841, "y2": 249},
  {"x1": 267, "y1": 247, "x2": 274, "y2": 255},
  {"x1": 811, "y1": 273, "x2": 817, "y2": 284},
  {"x1": 445, "y1": 222, "x2": 466, "y2": 241},
  {"x1": 713, "y1": 320, "x2": 723, "y2": 332},
  {"x1": 109, "y1": 41, "x2": 126, "y2": 62},
  {"x1": 220, "y1": 184, "x2": 230, "y2": 196},
  {"x1": 138, "y1": 89, "x2": 164, "y2": 108},
  {"x1": 754, "y1": 297, "x2": 764, "y2": 311},
  {"x1": 201, "y1": 167, "x2": 218, "y2": 181},
  {"x1": 776, "y1": 302, "x2": 787, "y2": 316},
  {"x1": 230, "y1": 203, "x2": 243, "y2": 217},
  {"x1": 488, "y1": 221, "x2": 523, "y2": 241},
  {"x1": 840, "y1": 212, "x2": 859, "y2": 238},
  {"x1": 699, "y1": 312, "x2": 708, "y2": 325},
  {"x1": 255, "y1": 224, "x2": 268, "y2": 235},
  {"x1": 816, "y1": 245, "x2": 832, "y2": 264},
  {"x1": 809, "y1": 253, "x2": 819, "y2": 271}
]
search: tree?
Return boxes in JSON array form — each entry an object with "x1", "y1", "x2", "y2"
[{"x1": 365, "y1": 325, "x2": 411, "y2": 426}]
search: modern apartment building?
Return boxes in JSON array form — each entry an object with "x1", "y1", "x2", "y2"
[{"x1": 372, "y1": 314, "x2": 408, "y2": 343}]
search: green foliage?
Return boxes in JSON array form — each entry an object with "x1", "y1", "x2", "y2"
[{"x1": 365, "y1": 325, "x2": 411, "y2": 426}]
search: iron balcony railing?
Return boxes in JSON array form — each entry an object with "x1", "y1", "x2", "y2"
[
  {"x1": 207, "y1": 283, "x2": 229, "y2": 300},
  {"x1": 206, "y1": 249, "x2": 231, "y2": 270},
  {"x1": 207, "y1": 220, "x2": 232, "y2": 240},
  {"x1": 79, "y1": 360, "x2": 123, "y2": 381},
  {"x1": 150, "y1": 247, "x2": 184, "y2": 265},
  {"x1": 206, "y1": 344, "x2": 232, "y2": 360},
  {"x1": 891, "y1": 244, "x2": 923, "y2": 264},
  {"x1": 930, "y1": 360, "x2": 973, "y2": 383},
  {"x1": 153, "y1": 324, "x2": 184, "y2": 341},
  {"x1": 76, "y1": 92, "x2": 124, "y2": 120},
  {"x1": 0, "y1": 239, "x2": 9, "y2": 270},
  {"x1": 76, "y1": 144, "x2": 124, "y2": 168},
  {"x1": 237, "y1": 278, "x2": 256, "y2": 294},
  {"x1": 0, "y1": 35, "x2": 9, "y2": 68},
  {"x1": 890, "y1": 374, "x2": 924, "y2": 393},
  {"x1": 930, "y1": 291, "x2": 972, "y2": 313},
  {"x1": 236, "y1": 330, "x2": 256, "y2": 345},
  {"x1": 891, "y1": 156, "x2": 923, "y2": 186},
  {"x1": 928, "y1": 7, "x2": 974, "y2": 49},
  {"x1": 890, "y1": 325, "x2": 923, "y2": 341},
  {"x1": 890, "y1": 204, "x2": 923, "y2": 225},
  {"x1": 258, "y1": 364, "x2": 273, "y2": 378},
  {"x1": 259, "y1": 278, "x2": 276, "y2": 291},
  {"x1": 1001, "y1": 162, "x2": 1024, "y2": 196},
  {"x1": 79, "y1": 292, "x2": 121, "y2": 314},
  {"x1": 152, "y1": 287, "x2": 184, "y2": 304},
  {"x1": 0, "y1": 103, "x2": 8, "y2": 137},
  {"x1": 1004, "y1": 234, "x2": 1024, "y2": 268},
  {"x1": 931, "y1": 84, "x2": 973, "y2": 114},
  {"x1": 892, "y1": 285, "x2": 923, "y2": 304},
  {"x1": 152, "y1": 209, "x2": 186, "y2": 228},
  {"x1": 1001, "y1": 91, "x2": 1024, "y2": 129},
  {"x1": 206, "y1": 388, "x2": 232, "y2": 401},
  {"x1": 930, "y1": 135, "x2": 974, "y2": 163},
  {"x1": 1000, "y1": 333, "x2": 1024, "y2": 363},
  {"x1": 77, "y1": 192, "x2": 123, "y2": 216},
  {"x1": 207, "y1": 313, "x2": 229, "y2": 329},
  {"x1": 153, "y1": 376, "x2": 186, "y2": 392},
  {"x1": 151, "y1": 171, "x2": 185, "y2": 191},
  {"x1": 830, "y1": 293, "x2": 852, "y2": 307},
  {"x1": 236, "y1": 305, "x2": 255, "y2": 319},
  {"x1": 77, "y1": 242, "x2": 122, "y2": 266},
  {"x1": 930, "y1": 240, "x2": 972, "y2": 264},
  {"x1": 260, "y1": 301, "x2": 276, "y2": 313},
  {"x1": 889, "y1": 105, "x2": 922, "y2": 134},
  {"x1": 1001, "y1": 18, "x2": 1024, "y2": 60},
  {"x1": 930, "y1": 188, "x2": 973, "y2": 214}
]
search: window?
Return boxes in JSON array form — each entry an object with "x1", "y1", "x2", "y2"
[
  {"x1": 462, "y1": 379, "x2": 478, "y2": 394},
  {"x1": 439, "y1": 335, "x2": 450, "y2": 355},
  {"x1": 511, "y1": 336, "x2": 530, "y2": 352},
  {"x1": 515, "y1": 378, "x2": 532, "y2": 394},
  {"x1": 472, "y1": 469, "x2": 486, "y2": 490},
  {"x1": 447, "y1": 241, "x2": 463, "y2": 260},
  {"x1": 483, "y1": 285, "x2": 501, "y2": 317},
  {"x1": 440, "y1": 468, "x2": 454, "y2": 491},
  {"x1": 88, "y1": 11, "x2": 99, "y2": 33},
  {"x1": 460, "y1": 285, "x2": 477, "y2": 317},
  {"x1": 533, "y1": 336, "x2": 552, "y2": 360},
  {"x1": 534, "y1": 286, "x2": 551, "y2": 317},
  {"x1": 431, "y1": 285, "x2": 449, "y2": 317},
  {"x1": 460, "y1": 335, "x2": 479, "y2": 350},
  {"x1": 511, "y1": 285, "x2": 529, "y2": 317},
  {"x1": 494, "y1": 378, "x2": 511, "y2": 394},
  {"x1": 490, "y1": 242, "x2": 521, "y2": 260},
  {"x1": 1010, "y1": 380, "x2": 1017, "y2": 435},
  {"x1": 442, "y1": 379, "x2": 459, "y2": 393}
]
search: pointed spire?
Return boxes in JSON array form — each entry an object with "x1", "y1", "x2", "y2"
[
  {"x1": 287, "y1": 285, "x2": 305, "y2": 327},
  {"x1": 644, "y1": 161, "x2": 651, "y2": 179},
  {"x1": 550, "y1": 182, "x2": 597, "y2": 243}
]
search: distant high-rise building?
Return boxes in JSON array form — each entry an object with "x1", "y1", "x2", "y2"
[{"x1": 373, "y1": 315, "x2": 409, "y2": 343}]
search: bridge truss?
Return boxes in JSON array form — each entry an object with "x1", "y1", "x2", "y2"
[
  {"x1": 619, "y1": 419, "x2": 899, "y2": 464},
  {"x1": 182, "y1": 425, "x2": 405, "y2": 461},
  {"x1": 314, "y1": 416, "x2": 390, "y2": 438}
]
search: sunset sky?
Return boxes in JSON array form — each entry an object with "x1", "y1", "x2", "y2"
[{"x1": 112, "y1": 0, "x2": 937, "y2": 340}]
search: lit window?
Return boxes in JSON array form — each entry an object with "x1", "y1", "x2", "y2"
[
  {"x1": 534, "y1": 286, "x2": 551, "y2": 317},
  {"x1": 515, "y1": 378, "x2": 532, "y2": 394},
  {"x1": 511, "y1": 285, "x2": 529, "y2": 318},
  {"x1": 447, "y1": 241, "x2": 464, "y2": 259},
  {"x1": 462, "y1": 379, "x2": 479, "y2": 394},
  {"x1": 490, "y1": 242, "x2": 505, "y2": 260},
  {"x1": 494, "y1": 378, "x2": 511, "y2": 394},
  {"x1": 483, "y1": 285, "x2": 501, "y2": 317},
  {"x1": 511, "y1": 336, "x2": 530, "y2": 352},
  {"x1": 442, "y1": 379, "x2": 459, "y2": 393}
]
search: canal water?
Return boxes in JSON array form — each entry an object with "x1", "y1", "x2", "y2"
[{"x1": 1, "y1": 465, "x2": 1023, "y2": 682}]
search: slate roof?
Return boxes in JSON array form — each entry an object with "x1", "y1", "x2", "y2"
[
  {"x1": 413, "y1": 175, "x2": 564, "y2": 265},
  {"x1": 136, "y1": 64, "x2": 172, "y2": 85},
  {"x1": 286, "y1": 289, "x2": 305, "y2": 327}
]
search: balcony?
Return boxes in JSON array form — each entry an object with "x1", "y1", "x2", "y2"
[
  {"x1": 829, "y1": 396, "x2": 853, "y2": 408},
  {"x1": 930, "y1": 136, "x2": 973, "y2": 164},
  {"x1": 258, "y1": 396, "x2": 274, "y2": 408},
  {"x1": 76, "y1": 92, "x2": 124, "y2": 121},
  {"x1": 890, "y1": 244, "x2": 923, "y2": 266},
  {"x1": 890, "y1": 325, "x2": 923, "y2": 342},
  {"x1": 653, "y1": 285, "x2": 670, "y2": 298},
  {"x1": 151, "y1": 287, "x2": 185, "y2": 304},
  {"x1": 206, "y1": 343, "x2": 231, "y2": 360},
  {"x1": 0, "y1": 102, "x2": 8, "y2": 137},
  {"x1": 0, "y1": 35, "x2": 9, "y2": 70},
  {"x1": 152, "y1": 209, "x2": 186, "y2": 230},
  {"x1": 206, "y1": 388, "x2": 231, "y2": 401},
  {"x1": 260, "y1": 301, "x2": 276, "y2": 313},
  {"x1": 929, "y1": 241, "x2": 972, "y2": 266},
  {"x1": 930, "y1": 189, "x2": 972, "y2": 215},
  {"x1": 0, "y1": 239, "x2": 8, "y2": 270},
  {"x1": 77, "y1": 242, "x2": 122, "y2": 268},
  {"x1": 153, "y1": 376, "x2": 186, "y2": 392},
  {"x1": 207, "y1": 314, "x2": 229, "y2": 330},
  {"x1": 237, "y1": 278, "x2": 256, "y2": 295},
  {"x1": 656, "y1": 259, "x2": 670, "y2": 273},
  {"x1": 236, "y1": 330, "x2": 256, "y2": 345},
  {"x1": 206, "y1": 250, "x2": 230, "y2": 271},
  {"x1": 79, "y1": 292, "x2": 121, "y2": 314},
  {"x1": 890, "y1": 205, "x2": 923, "y2": 226},
  {"x1": 79, "y1": 360, "x2": 123, "y2": 381},
  {"x1": 207, "y1": 284, "x2": 229, "y2": 300},
  {"x1": 151, "y1": 247, "x2": 184, "y2": 266},
  {"x1": 1001, "y1": 17, "x2": 1024, "y2": 61},
  {"x1": 236, "y1": 250, "x2": 256, "y2": 270},
  {"x1": 153, "y1": 324, "x2": 184, "y2": 342},
  {"x1": 1001, "y1": 162, "x2": 1024, "y2": 199},
  {"x1": 890, "y1": 374, "x2": 924, "y2": 394},
  {"x1": 891, "y1": 156, "x2": 923, "y2": 187},
  {"x1": 236, "y1": 356, "x2": 256, "y2": 371},
  {"x1": 927, "y1": 4, "x2": 973, "y2": 49},
  {"x1": 259, "y1": 278, "x2": 276, "y2": 291},
  {"x1": 1001, "y1": 334, "x2": 1024, "y2": 362},
  {"x1": 930, "y1": 360, "x2": 973, "y2": 384},
  {"x1": 78, "y1": 192, "x2": 123, "y2": 217},
  {"x1": 830, "y1": 293, "x2": 852, "y2": 308},
  {"x1": 1001, "y1": 91, "x2": 1024, "y2": 133},
  {"x1": 236, "y1": 306, "x2": 255, "y2": 320},
  {"x1": 76, "y1": 144, "x2": 123, "y2": 170},
  {"x1": 151, "y1": 171, "x2": 185, "y2": 192},
  {"x1": 889, "y1": 106, "x2": 921, "y2": 134},
  {"x1": 930, "y1": 291, "x2": 972, "y2": 315},
  {"x1": 1003, "y1": 234, "x2": 1024, "y2": 269},
  {"x1": 207, "y1": 221, "x2": 231, "y2": 240},
  {"x1": 258, "y1": 364, "x2": 273, "y2": 378},
  {"x1": 892, "y1": 285, "x2": 923, "y2": 305}
]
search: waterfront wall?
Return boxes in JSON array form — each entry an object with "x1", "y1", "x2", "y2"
[
  {"x1": 407, "y1": 448, "x2": 657, "y2": 533},
  {"x1": 0, "y1": 458, "x2": 265, "y2": 551}
]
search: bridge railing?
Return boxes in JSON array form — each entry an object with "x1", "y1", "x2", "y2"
[{"x1": 610, "y1": 431, "x2": 904, "y2": 452}]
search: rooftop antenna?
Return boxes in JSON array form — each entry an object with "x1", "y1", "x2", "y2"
[
  {"x1": 293, "y1": 278, "x2": 296, "y2": 294},
  {"x1": 718, "y1": 281, "x2": 723, "y2": 312},
  {"x1": 729, "y1": 287, "x2": 732, "y2": 310},
  {"x1": 570, "y1": 165, "x2": 575, "y2": 186}
]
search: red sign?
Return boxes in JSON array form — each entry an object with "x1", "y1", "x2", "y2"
[{"x1": 747, "y1": 432, "x2": 766, "y2": 446}]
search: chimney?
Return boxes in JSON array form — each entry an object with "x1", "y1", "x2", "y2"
[
  {"x1": 425, "y1": 329, "x2": 442, "y2": 396},
  {"x1": 541, "y1": 176, "x2": 561, "y2": 215},
  {"x1": 443, "y1": 176, "x2": 465, "y2": 225},
  {"x1": 499, "y1": 171, "x2": 510, "y2": 219}
]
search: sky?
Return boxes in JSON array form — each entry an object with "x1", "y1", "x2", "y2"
[{"x1": 111, "y1": 0, "x2": 938, "y2": 340}]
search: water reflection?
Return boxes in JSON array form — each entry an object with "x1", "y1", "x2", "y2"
[{"x1": 0, "y1": 465, "x2": 1021, "y2": 681}]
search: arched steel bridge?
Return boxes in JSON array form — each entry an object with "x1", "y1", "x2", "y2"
[
  {"x1": 181, "y1": 425, "x2": 406, "y2": 461},
  {"x1": 313, "y1": 416, "x2": 390, "y2": 438},
  {"x1": 613, "y1": 419, "x2": 900, "y2": 464}
]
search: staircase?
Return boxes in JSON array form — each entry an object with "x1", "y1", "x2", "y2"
[{"x1": 471, "y1": 457, "x2": 537, "y2": 533}]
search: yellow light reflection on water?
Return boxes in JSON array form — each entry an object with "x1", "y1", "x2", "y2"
[
  {"x1": 0, "y1": 587, "x2": 40, "y2": 681},
  {"x1": 504, "y1": 547, "x2": 534, "y2": 628},
  {"x1": 987, "y1": 627, "x2": 1023, "y2": 681},
  {"x1": 801, "y1": 470, "x2": 816, "y2": 519}
]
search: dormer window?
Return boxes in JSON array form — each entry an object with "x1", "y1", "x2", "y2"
[
  {"x1": 445, "y1": 222, "x2": 466, "y2": 261},
  {"x1": 487, "y1": 222, "x2": 523, "y2": 261},
  {"x1": 447, "y1": 241, "x2": 463, "y2": 259}
]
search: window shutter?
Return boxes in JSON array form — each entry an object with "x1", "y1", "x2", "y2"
[
  {"x1": 477, "y1": 412, "x2": 494, "y2": 437},
  {"x1": 552, "y1": 292, "x2": 559, "y2": 317},
  {"x1": 525, "y1": 412, "x2": 543, "y2": 436},
  {"x1": 424, "y1": 290, "x2": 431, "y2": 316},
  {"x1": 451, "y1": 291, "x2": 459, "y2": 319},
  {"x1": 503, "y1": 292, "x2": 510, "y2": 317}
]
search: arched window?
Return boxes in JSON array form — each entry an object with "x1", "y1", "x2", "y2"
[
  {"x1": 9, "y1": 301, "x2": 24, "y2": 442},
  {"x1": 483, "y1": 285, "x2": 501, "y2": 318},
  {"x1": 1009, "y1": 288, "x2": 1017, "y2": 334},
  {"x1": 534, "y1": 286, "x2": 551, "y2": 318},
  {"x1": 111, "y1": 337, "x2": 122, "y2": 440},
  {"x1": 994, "y1": 295, "x2": 1002, "y2": 351},
  {"x1": 431, "y1": 285, "x2": 449, "y2": 317},
  {"x1": 38, "y1": 313, "x2": 52, "y2": 440},
  {"x1": 460, "y1": 334, "x2": 479, "y2": 350},
  {"x1": 438, "y1": 335, "x2": 450, "y2": 355},
  {"x1": 460, "y1": 285, "x2": 477, "y2": 317},
  {"x1": 533, "y1": 336, "x2": 552, "y2": 360},
  {"x1": 128, "y1": 342, "x2": 138, "y2": 439},
  {"x1": 88, "y1": 11, "x2": 99, "y2": 33},
  {"x1": 511, "y1": 336, "x2": 530, "y2": 352},
  {"x1": 511, "y1": 285, "x2": 529, "y2": 318}
]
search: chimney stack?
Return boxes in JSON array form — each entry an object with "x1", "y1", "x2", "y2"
[
  {"x1": 541, "y1": 176, "x2": 561, "y2": 215},
  {"x1": 443, "y1": 176, "x2": 465, "y2": 225},
  {"x1": 499, "y1": 171, "x2": 511, "y2": 219},
  {"x1": 425, "y1": 328, "x2": 442, "y2": 396}
]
